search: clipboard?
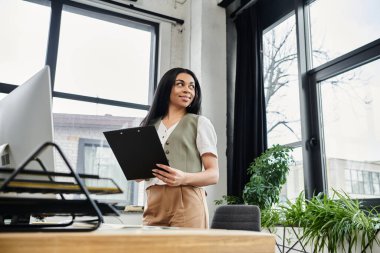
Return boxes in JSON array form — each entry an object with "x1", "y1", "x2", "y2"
[{"x1": 103, "y1": 126, "x2": 169, "y2": 180}]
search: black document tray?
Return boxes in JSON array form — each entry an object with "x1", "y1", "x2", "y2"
[
  {"x1": 0, "y1": 168, "x2": 122, "y2": 195},
  {"x1": 0, "y1": 197, "x2": 119, "y2": 217},
  {"x1": 0, "y1": 142, "x2": 121, "y2": 232}
]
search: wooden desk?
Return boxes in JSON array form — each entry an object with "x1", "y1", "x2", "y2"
[{"x1": 0, "y1": 224, "x2": 275, "y2": 253}]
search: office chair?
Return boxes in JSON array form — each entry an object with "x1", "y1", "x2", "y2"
[{"x1": 211, "y1": 205, "x2": 261, "y2": 231}]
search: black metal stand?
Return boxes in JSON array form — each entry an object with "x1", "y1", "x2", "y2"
[
  {"x1": 0, "y1": 142, "x2": 107, "y2": 232},
  {"x1": 268, "y1": 226, "x2": 309, "y2": 253},
  {"x1": 362, "y1": 229, "x2": 380, "y2": 253}
]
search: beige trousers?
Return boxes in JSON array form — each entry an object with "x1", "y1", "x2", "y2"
[{"x1": 143, "y1": 185, "x2": 209, "y2": 228}]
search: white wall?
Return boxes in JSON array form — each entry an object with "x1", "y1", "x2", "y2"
[
  {"x1": 89, "y1": 0, "x2": 227, "y2": 225},
  {"x1": 146, "y1": 0, "x2": 228, "y2": 224},
  {"x1": 188, "y1": 0, "x2": 227, "y2": 222}
]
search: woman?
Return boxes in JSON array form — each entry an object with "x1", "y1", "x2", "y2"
[{"x1": 140, "y1": 67, "x2": 219, "y2": 228}]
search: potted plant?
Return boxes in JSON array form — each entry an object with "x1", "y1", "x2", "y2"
[
  {"x1": 215, "y1": 144, "x2": 293, "y2": 208},
  {"x1": 242, "y1": 144, "x2": 293, "y2": 210},
  {"x1": 301, "y1": 190, "x2": 380, "y2": 253},
  {"x1": 266, "y1": 190, "x2": 380, "y2": 253},
  {"x1": 214, "y1": 144, "x2": 295, "y2": 250}
]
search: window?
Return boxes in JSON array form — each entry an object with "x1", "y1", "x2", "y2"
[
  {"x1": 0, "y1": 0, "x2": 50, "y2": 85},
  {"x1": 373, "y1": 172, "x2": 380, "y2": 195},
  {"x1": 258, "y1": 0, "x2": 380, "y2": 207},
  {"x1": 51, "y1": 3, "x2": 157, "y2": 205},
  {"x1": 76, "y1": 138, "x2": 141, "y2": 205},
  {"x1": 300, "y1": 0, "x2": 380, "y2": 203},
  {"x1": 344, "y1": 169, "x2": 380, "y2": 196},
  {"x1": 53, "y1": 101, "x2": 147, "y2": 205},
  {"x1": 54, "y1": 5, "x2": 154, "y2": 104},
  {"x1": 308, "y1": 0, "x2": 380, "y2": 68},
  {"x1": 344, "y1": 169, "x2": 352, "y2": 193},
  {"x1": 318, "y1": 59, "x2": 380, "y2": 199},
  {"x1": 262, "y1": 14, "x2": 304, "y2": 202},
  {"x1": 0, "y1": 0, "x2": 158, "y2": 206}
]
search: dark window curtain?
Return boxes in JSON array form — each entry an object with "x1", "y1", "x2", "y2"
[{"x1": 229, "y1": 5, "x2": 267, "y2": 199}]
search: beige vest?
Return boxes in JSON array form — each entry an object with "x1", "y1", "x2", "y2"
[{"x1": 154, "y1": 114, "x2": 202, "y2": 173}]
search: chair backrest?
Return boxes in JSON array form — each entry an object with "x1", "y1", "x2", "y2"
[{"x1": 211, "y1": 205, "x2": 261, "y2": 231}]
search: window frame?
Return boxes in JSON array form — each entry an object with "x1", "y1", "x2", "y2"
[
  {"x1": 306, "y1": 38, "x2": 380, "y2": 195},
  {"x1": 259, "y1": 0, "x2": 380, "y2": 208},
  {"x1": 48, "y1": 0, "x2": 159, "y2": 108},
  {"x1": 262, "y1": 11, "x2": 305, "y2": 201},
  {"x1": 0, "y1": 0, "x2": 159, "y2": 109},
  {"x1": 297, "y1": 0, "x2": 380, "y2": 204},
  {"x1": 0, "y1": 0, "x2": 161, "y2": 205}
]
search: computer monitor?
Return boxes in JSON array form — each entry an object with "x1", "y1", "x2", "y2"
[{"x1": 0, "y1": 66, "x2": 55, "y2": 171}]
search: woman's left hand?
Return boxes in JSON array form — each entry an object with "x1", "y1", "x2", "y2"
[{"x1": 152, "y1": 164, "x2": 187, "y2": 186}]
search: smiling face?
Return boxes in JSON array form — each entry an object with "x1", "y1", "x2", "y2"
[{"x1": 169, "y1": 72, "x2": 196, "y2": 110}]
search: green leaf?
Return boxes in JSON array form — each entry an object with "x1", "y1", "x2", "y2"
[{"x1": 243, "y1": 144, "x2": 293, "y2": 210}]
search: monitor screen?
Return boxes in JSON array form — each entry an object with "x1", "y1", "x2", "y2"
[{"x1": 0, "y1": 66, "x2": 55, "y2": 171}]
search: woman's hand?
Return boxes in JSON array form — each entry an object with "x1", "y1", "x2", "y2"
[
  {"x1": 153, "y1": 153, "x2": 218, "y2": 187},
  {"x1": 152, "y1": 164, "x2": 188, "y2": 186}
]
